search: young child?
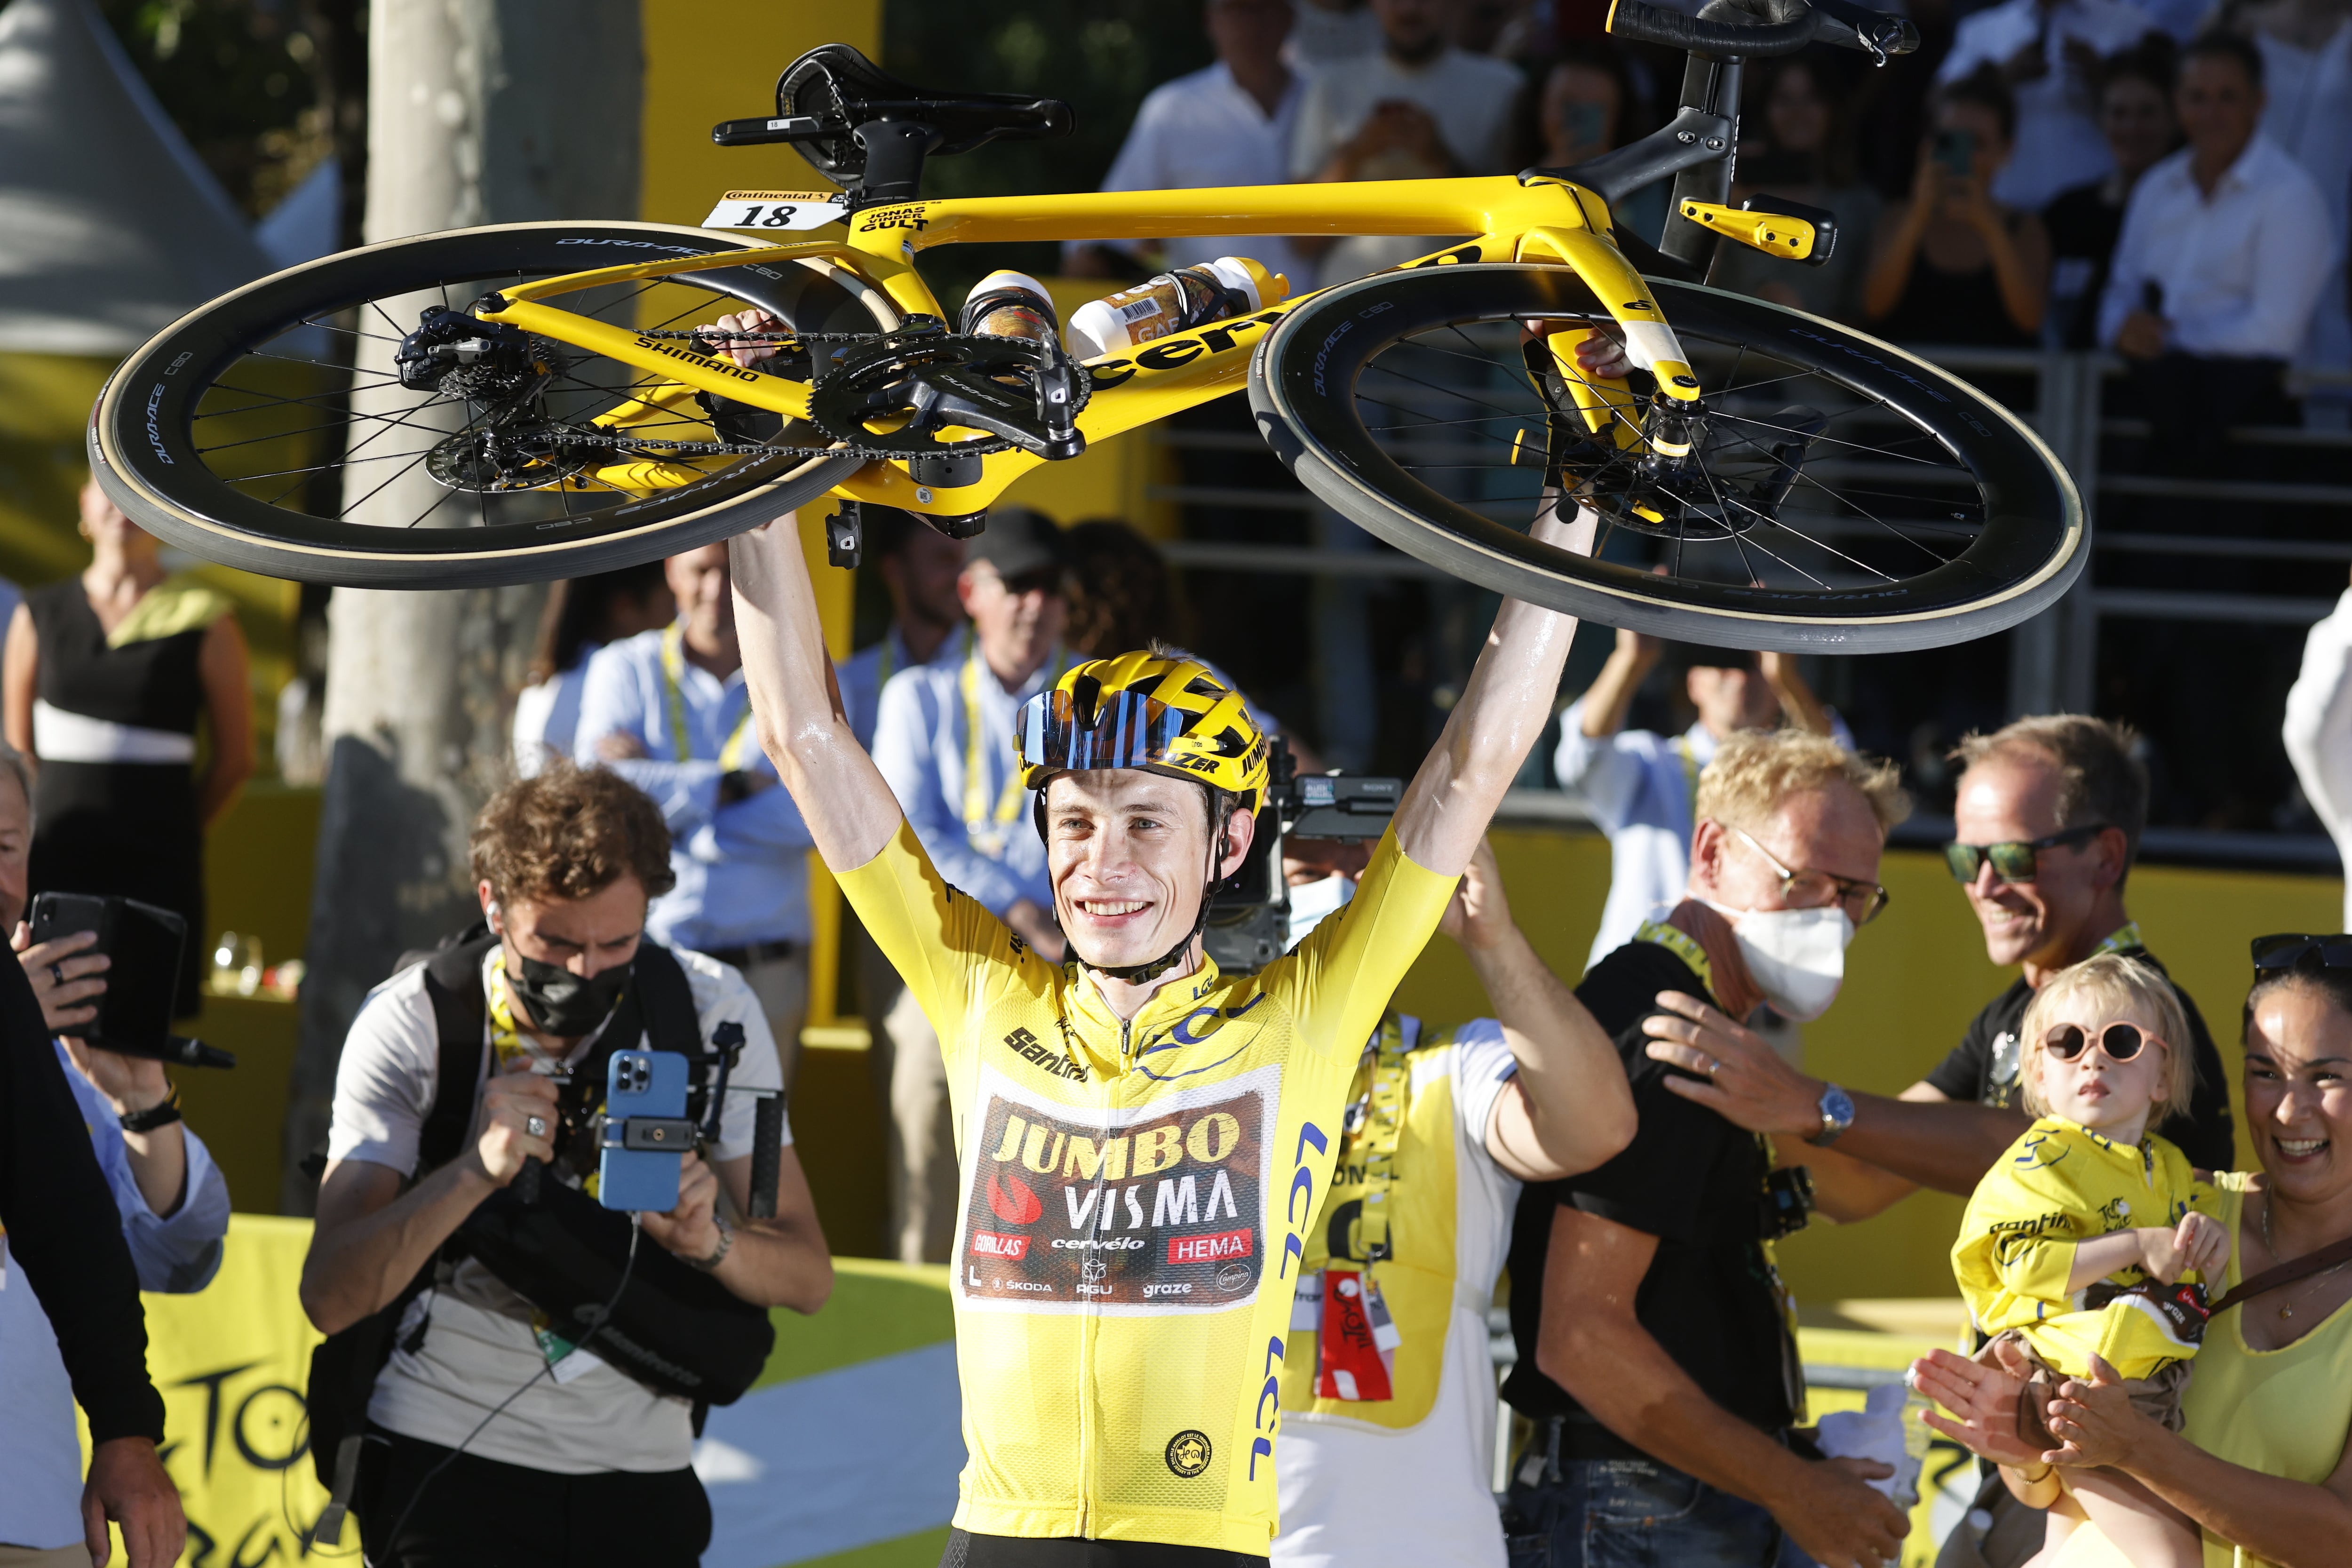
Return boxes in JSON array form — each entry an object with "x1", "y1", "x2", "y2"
[{"x1": 1951, "y1": 952, "x2": 2227, "y2": 1568}]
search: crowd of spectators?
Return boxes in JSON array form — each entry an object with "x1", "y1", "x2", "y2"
[{"x1": 1072, "y1": 0, "x2": 2347, "y2": 424}]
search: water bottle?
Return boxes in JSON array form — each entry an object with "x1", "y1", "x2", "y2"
[
  {"x1": 960, "y1": 269, "x2": 1060, "y2": 348},
  {"x1": 1065, "y1": 255, "x2": 1288, "y2": 360}
]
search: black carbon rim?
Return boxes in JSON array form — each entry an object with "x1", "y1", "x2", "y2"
[
  {"x1": 94, "y1": 223, "x2": 890, "y2": 587},
  {"x1": 1248, "y1": 264, "x2": 2084, "y2": 653}
]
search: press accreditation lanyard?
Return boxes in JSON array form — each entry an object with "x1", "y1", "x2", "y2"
[
  {"x1": 1309, "y1": 1017, "x2": 1416, "y2": 1401},
  {"x1": 661, "y1": 622, "x2": 755, "y2": 772},
  {"x1": 1635, "y1": 917, "x2": 1808, "y2": 1421},
  {"x1": 489, "y1": 951, "x2": 606, "y2": 1359},
  {"x1": 961, "y1": 629, "x2": 1065, "y2": 857}
]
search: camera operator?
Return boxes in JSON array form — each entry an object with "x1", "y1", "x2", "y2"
[
  {"x1": 0, "y1": 740, "x2": 211, "y2": 1568},
  {"x1": 300, "y1": 763, "x2": 831, "y2": 1568}
]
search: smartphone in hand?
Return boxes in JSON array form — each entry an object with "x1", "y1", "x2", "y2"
[{"x1": 599, "y1": 1050, "x2": 690, "y2": 1212}]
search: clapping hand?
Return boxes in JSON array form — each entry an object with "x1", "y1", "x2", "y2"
[
  {"x1": 2042, "y1": 1354, "x2": 2154, "y2": 1468},
  {"x1": 2139, "y1": 1210, "x2": 2230, "y2": 1284}
]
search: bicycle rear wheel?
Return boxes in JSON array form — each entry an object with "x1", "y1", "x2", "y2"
[
  {"x1": 1248, "y1": 263, "x2": 2084, "y2": 653},
  {"x1": 91, "y1": 222, "x2": 897, "y2": 588}
]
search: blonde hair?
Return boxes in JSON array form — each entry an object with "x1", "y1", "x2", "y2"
[
  {"x1": 1692, "y1": 729, "x2": 1912, "y2": 838},
  {"x1": 2016, "y1": 952, "x2": 2197, "y2": 1122}
]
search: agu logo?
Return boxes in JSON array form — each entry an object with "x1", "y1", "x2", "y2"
[
  {"x1": 1165, "y1": 1430, "x2": 1213, "y2": 1478},
  {"x1": 988, "y1": 1170, "x2": 1042, "y2": 1225}
]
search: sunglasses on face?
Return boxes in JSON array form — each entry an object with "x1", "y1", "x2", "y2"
[
  {"x1": 2250, "y1": 933, "x2": 2352, "y2": 979},
  {"x1": 2042, "y1": 1020, "x2": 2162, "y2": 1063},
  {"x1": 1943, "y1": 823, "x2": 2111, "y2": 885}
]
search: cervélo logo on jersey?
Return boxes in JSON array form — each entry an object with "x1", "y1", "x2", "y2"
[{"x1": 957, "y1": 1064, "x2": 1276, "y2": 1315}]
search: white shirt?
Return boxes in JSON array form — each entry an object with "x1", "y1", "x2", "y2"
[
  {"x1": 511, "y1": 650, "x2": 598, "y2": 779},
  {"x1": 2098, "y1": 134, "x2": 2339, "y2": 360},
  {"x1": 1072, "y1": 62, "x2": 1310, "y2": 288},
  {"x1": 1273, "y1": 1019, "x2": 1521, "y2": 1568},
  {"x1": 1938, "y1": 0, "x2": 2154, "y2": 211},
  {"x1": 2257, "y1": 22, "x2": 2352, "y2": 372},
  {"x1": 1289, "y1": 47, "x2": 1526, "y2": 286},
  {"x1": 0, "y1": 1046, "x2": 229, "y2": 1549},
  {"x1": 835, "y1": 624, "x2": 942, "y2": 752},
  {"x1": 2284, "y1": 587, "x2": 2352, "y2": 930},
  {"x1": 325, "y1": 946, "x2": 786, "y2": 1473}
]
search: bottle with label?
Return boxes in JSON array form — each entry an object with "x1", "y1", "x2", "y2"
[
  {"x1": 960, "y1": 269, "x2": 1060, "y2": 348},
  {"x1": 1065, "y1": 256, "x2": 1288, "y2": 361}
]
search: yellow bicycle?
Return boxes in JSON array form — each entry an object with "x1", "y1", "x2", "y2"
[{"x1": 91, "y1": 0, "x2": 2082, "y2": 652}]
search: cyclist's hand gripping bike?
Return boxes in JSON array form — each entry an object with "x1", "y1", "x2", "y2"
[{"x1": 91, "y1": 0, "x2": 2083, "y2": 652}]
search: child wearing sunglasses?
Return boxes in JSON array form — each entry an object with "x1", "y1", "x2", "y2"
[{"x1": 1949, "y1": 952, "x2": 2226, "y2": 1568}]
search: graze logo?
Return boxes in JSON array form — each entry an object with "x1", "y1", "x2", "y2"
[{"x1": 959, "y1": 1082, "x2": 1267, "y2": 1312}]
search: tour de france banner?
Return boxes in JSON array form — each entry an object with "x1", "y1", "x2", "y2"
[{"x1": 80, "y1": 1215, "x2": 334, "y2": 1564}]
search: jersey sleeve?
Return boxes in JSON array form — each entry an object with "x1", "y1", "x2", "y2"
[
  {"x1": 1259, "y1": 826, "x2": 1457, "y2": 1063},
  {"x1": 833, "y1": 819, "x2": 1009, "y2": 1076},
  {"x1": 1956, "y1": 1144, "x2": 2086, "y2": 1309},
  {"x1": 1444, "y1": 1018, "x2": 1518, "y2": 1154}
]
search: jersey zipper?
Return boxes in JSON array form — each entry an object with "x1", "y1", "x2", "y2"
[{"x1": 1073, "y1": 1071, "x2": 1119, "y2": 1539}]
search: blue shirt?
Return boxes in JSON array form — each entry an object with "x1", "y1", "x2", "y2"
[
  {"x1": 872, "y1": 632, "x2": 1064, "y2": 920},
  {"x1": 837, "y1": 624, "x2": 941, "y2": 751},
  {"x1": 0, "y1": 1044, "x2": 229, "y2": 1549},
  {"x1": 574, "y1": 624, "x2": 813, "y2": 950}
]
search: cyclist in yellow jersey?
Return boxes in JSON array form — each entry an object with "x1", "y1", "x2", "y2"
[{"x1": 729, "y1": 494, "x2": 1594, "y2": 1566}]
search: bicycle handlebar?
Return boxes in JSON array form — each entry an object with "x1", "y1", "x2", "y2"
[{"x1": 1606, "y1": 0, "x2": 1917, "y2": 60}]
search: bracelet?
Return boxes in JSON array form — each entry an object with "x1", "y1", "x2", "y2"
[
  {"x1": 686, "y1": 1214, "x2": 734, "y2": 1272},
  {"x1": 119, "y1": 1087, "x2": 182, "y2": 1134},
  {"x1": 2017, "y1": 1464, "x2": 2055, "y2": 1485}
]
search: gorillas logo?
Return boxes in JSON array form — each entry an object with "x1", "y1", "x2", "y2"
[{"x1": 988, "y1": 1170, "x2": 1042, "y2": 1225}]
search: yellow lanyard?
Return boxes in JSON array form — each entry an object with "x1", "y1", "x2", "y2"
[
  {"x1": 661, "y1": 622, "x2": 754, "y2": 772},
  {"x1": 2097, "y1": 921, "x2": 2146, "y2": 956},
  {"x1": 485, "y1": 951, "x2": 568, "y2": 1072},
  {"x1": 961, "y1": 629, "x2": 1063, "y2": 855},
  {"x1": 1342, "y1": 1015, "x2": 1418, "y2": 1266},
  {"x1": 1674, "y1": 734, "x2": 1701, "y2": 807}
]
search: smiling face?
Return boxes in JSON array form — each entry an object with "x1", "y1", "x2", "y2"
[
  {"x1": 1952, "y1": 749, "x2": 2126, "y2": 969},
  {"x1": 961, "y1": 559, "x2": 1067, "y2": 685},
  {"x1": 2245, "y1": 981, "x2": 2352, "y2": 1203},
  {"x1": 2100, "y1": 72, "x2": 2177, "y2": 182},
  {"x1": 664, "y1": 544, "x2": 734, "y2": 645},
  {"x1": 0, "y1": 764, "x2": 28, "y2": 930},
  {"x1": 1044, "y1": 769, "x2": 1255, "y2": 972},
  {"x1": 1686, "y1": 661, "x2": 1778, "y2": 739},
  {"x1": 2025, "y1": 988, "x2": 2172, "y2": 1140}
]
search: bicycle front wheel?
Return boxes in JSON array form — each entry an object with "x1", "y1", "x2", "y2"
[
  {"x1": 92, "y1": 222, "x2": 898, "y2": 588},
  {"x1": 1248, "y1": 263, "x2": 2084, "y2": 653}
]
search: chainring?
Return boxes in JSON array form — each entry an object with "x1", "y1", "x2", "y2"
[{"x1": 805, "y1": 325, "x2": 1091, "y2": 458}]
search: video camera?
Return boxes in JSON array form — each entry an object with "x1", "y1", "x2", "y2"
[{"x1": 1204, "y1": 736, "x2": 1402, "y2": 973}]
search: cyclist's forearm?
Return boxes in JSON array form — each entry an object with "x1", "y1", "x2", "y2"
[
  {"x1": 1834, "y1": 1090, "x2": 2026, "y2": 1195},
  {"x1": 1393, "y1": 503, "x2": 1592, "y2": 876},
  {"x1": 729, "y1": 517, "x2": 903, "y2": 871}
]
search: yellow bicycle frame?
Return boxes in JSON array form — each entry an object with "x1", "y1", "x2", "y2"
[{"x1": 476, "y1": 173, "x2": 1705, "y2": 518}]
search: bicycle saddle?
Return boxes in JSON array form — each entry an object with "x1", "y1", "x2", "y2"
[{"x1": 713, "y1": 45, "x2": 1071, "y2": 197}]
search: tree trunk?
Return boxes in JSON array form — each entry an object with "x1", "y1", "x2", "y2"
[{"x1": 281, "y1": 0, "x2": 642, "y2": 1212}]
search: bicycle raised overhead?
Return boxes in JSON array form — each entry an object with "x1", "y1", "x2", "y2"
[{"x1": 91, "y1": 0, "x2": 2083, "y2": 653}]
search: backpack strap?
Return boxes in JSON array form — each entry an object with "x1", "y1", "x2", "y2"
[
  {"x1": 418, "y1": 930, "x2": 501, "y2": 1175},
  {"x1": 629, "y1": 943, "x2": 701, "y2": 1057}
]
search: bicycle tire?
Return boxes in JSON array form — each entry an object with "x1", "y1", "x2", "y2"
[
  {"x1": 1248, "y1": 263, "x2": 2085, "y2": 653},
  {"x1": 90, "y1": 222, "x2": 898, "y2": 589}
]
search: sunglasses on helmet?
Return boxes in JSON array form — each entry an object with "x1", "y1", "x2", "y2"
[
  {"x1": 1943, "y1": 823, "x2": 2111, "y2": 885},
  {"x1": 2041, "y1": 1020, "x2": 2162, "y2": 1063}
]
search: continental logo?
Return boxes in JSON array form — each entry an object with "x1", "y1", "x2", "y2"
[
  {"x1": 1003, "y1": 1026, "x2": 1086, "y2": 1082},
  {"x1": 631, "y1": 334, "x2": 761, "y2": 383},
  {"x1": 1086, "y1": 305, "x2": 1297, "y2": 390}
]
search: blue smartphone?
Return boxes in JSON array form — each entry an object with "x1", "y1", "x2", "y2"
[{"x1": 599, "y1": 1050, "x2": 690, "y2": 1212}]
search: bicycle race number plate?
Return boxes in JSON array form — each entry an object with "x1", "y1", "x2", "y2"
[
  {"x1": 958, "y1": 1065, "x2": 1276, "y2": 1316},
  {"x1": 700, "y1": 190, "x2": 848, "y2": 231}
]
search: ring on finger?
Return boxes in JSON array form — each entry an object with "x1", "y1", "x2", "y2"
[
  {"x1": 525, "y1": 1114, "x2": 548, "y2": 1139},
  {"x1": 1702, "y1": 1056, "x2": 1720, "y2": 1076},
  {"x1": 49, "y1": 963, "x2": 64, "y2": 986}
]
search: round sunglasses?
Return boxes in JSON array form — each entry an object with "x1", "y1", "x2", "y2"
[{"x1": 2042, "y1": 1020, "x2": 2164, "y2": 1063}]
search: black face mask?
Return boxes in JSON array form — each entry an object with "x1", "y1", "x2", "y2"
[{"x1": 508, "y1": 949, "x2": 630, "y2": 1037}]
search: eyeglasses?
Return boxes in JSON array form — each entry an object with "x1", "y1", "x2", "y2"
[
  {"x1": 2251, "y1": 933, "x2": 2352, "y2": 979},
  {"x1": 1943, "y1": 823, "x2": 2111, "y2": 885},
  {"x1": 2042, "y1": 1020, "x2": 2162, "y2": 1063},
  {"x1": 1726, "y1": 824, "x2": 1890, "y2": 925}
]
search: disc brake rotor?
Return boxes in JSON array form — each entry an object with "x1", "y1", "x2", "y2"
[{"x1": 425, "y1": 420, "x2": 595, "y2": 493}]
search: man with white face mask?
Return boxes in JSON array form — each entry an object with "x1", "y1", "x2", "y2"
[{"x1": 1501, "y1": 729, "x2": 1915, "y2": 1568}]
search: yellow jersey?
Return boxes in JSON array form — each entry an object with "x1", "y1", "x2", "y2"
[
  {"x1": 837, "y1": 820, "x2": 1458, "y2": 1553},
  {"x1": 1953, "y1": 1116, "x2": 2219, "y2": 1380}
]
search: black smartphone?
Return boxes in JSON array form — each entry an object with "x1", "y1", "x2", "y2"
[
  {"x1": 27, "y1": 893, "x2": 232, "y2": 1067},
  {"x1": 1933, "y1": 127, "x2": 1977, "y2": 178}
]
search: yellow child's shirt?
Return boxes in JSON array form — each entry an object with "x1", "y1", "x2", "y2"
[
  {"x1": 1953, "y1": 1116, "x2": 2220, "y2": 1380},
  {"x1": 837, "y1": 820, "x2": 1458, "y2": 1555}
]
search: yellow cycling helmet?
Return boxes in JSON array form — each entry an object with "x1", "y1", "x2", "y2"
[{"x1": 1016, "y1": 650, "x2": 1269, "y2": 811}]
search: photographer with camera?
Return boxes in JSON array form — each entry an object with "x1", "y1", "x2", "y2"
[
  {"x1": 1272, "y1": 836, "x2": 1634, "y2": 1568},
  {"x1": 299, "y1": 763, "x2": 831, "y2": 1568},
  {"x1": 0, "y1": 740, "x2": 215, "y2": 1568}
]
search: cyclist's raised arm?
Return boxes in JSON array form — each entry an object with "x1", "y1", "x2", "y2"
[
  {"x1": 730, "y1": 515, "x2": 904, "y2": 872},
  {"x1": 1391, "y1": 501, "x2": 1596, "y2": 878}
]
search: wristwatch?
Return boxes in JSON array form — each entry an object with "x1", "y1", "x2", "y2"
[
  {"x1": 119, "y1": 1087, "x2": 183, "y2": 1135},
  {"x1": 687, "y1": 1214, "x2": 735, "y2": 1272},
  {"x1": 1806, "y1": 1082, "x2": 1855, "y2": 1147}
]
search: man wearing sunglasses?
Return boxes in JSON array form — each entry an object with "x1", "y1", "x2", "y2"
[
  {"x1": 1639, "y1": 715, "x2": 2232, "y2": 1226},
  {"x1": 727, "y1": 498, "x2": 1594, "y2": 1567}
]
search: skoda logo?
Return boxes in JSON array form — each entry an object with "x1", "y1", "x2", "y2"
[{"x1": 1165, "y1": 1430, "x2": 1213, "y2": 1478}]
